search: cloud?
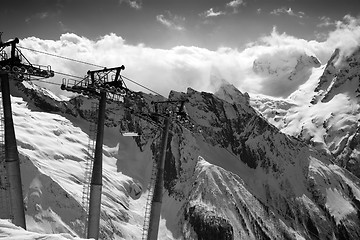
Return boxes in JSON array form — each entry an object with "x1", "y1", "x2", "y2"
[
  {"x1": 119, "y1": 0, "x2": 142, "y2": 10},
  {"x1": 19, "y1": 33, "x2": 254, "y2": 97},
  {"x1": 327, "y1": 14, "x2": 360, "y2": 60},
  {"x1": 156, "y1": 12, "x2": 185, "y2": 31},
  {"x1": 317, "y1": 16, "x2": 335, "y2": 28},
  {"x1": 226, "y1": 0, "x2": 245, "y2": 12},
  {"x1": 25, "y1": 12, "x2": 50, "y2": 23},
  {"x1": 201, "y1": 8, "x2": 226, "y2": 18},
  {"x1": 18, "y1": 15, "x2": 360, "y2": 99},
  {"x1": 270, "y1": 7, "x2": 306, "y2": 18},
  {"x1": 201, "y1": 0, "x2": 245, "y2": 18}
]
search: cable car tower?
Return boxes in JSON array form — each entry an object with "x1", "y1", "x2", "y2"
[
  {"x1": 141, "y1": 99, "x2": 191, "y2": 240},
  {"x1": 61, "y1": 65, "x2": 135, "y2": 240},
  {"x1": 0, "y1": 34, "x2": 54, "y2": 229}
]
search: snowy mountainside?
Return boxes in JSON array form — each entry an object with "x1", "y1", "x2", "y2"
[
  {"x1": 251, "y1": 47, "x2": 360, "y2": 178},
  {"x1": 171, "y1": 85, "x2": 360, "y2": 239},
  {"x1": 0, "y1": 218, "x2": 84, "y2": 240},
  {"x1": 252, "y1": 52, "x2": 321, "y2": 97},
  {"x1": 2, "y1": 79, "x2": 360, "y2": 239},
  {"x1": 313, "y1": 47, "x2": 360, "y2": 104}
]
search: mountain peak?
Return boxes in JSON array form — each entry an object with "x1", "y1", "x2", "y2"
[
  {"x1": 3, "y1": 76, "x2": 360, "y2": 239},
  {"x1": 252, "y1": 53, "x2": 321, "y2": 77},
  {"x1": 252, "y1": 52, "x2": 322, "y2": 97},
  {"x1": 252, "y1": 46, "x2": 360, "y2": 185},
  {"x1": 313, "y1": 46, "x2": 360, "y2": 104},
  {"x1": 214, "y1": 82, "x2": 250, "y2": 106}
]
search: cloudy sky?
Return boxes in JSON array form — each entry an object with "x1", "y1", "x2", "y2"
[{"x1": 1, "y1": 0, "x2": 360, "y2": 97}]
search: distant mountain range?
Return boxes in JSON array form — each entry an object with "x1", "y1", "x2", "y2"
[
  {"x1": 1, "y1": 46, "x2": 360, "y2": 239},
  {"x1": 251, "y1": 47, "x2": 360, "y2": 179}
]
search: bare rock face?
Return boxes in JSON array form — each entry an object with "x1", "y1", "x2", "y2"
[
  {"x1": 7, "y1": 63, "x2": 360, "y2": 239},
  {"x1": 185, "y1": 203, "x2": 234, "y2": 240},
  {"x1": 161, "y1": 86, "x2": 360, "y2": 239},
  {"x1": 313, "y1": 47, "x2": 360, "y2": 104}
]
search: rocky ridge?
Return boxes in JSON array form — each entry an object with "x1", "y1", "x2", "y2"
[{"x1": 3, "y1": 70, "x2": 360, "y2": 239}]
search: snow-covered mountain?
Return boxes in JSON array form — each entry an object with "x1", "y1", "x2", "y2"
[
  {"x1": 2, "y1": 72, "x2": 360, "y2": 240},
  {"x1": 251, "y1": 47, "x2": 360, "y2": 179},
  {"x1": 252, "y1": 52, "x2": 321, "y2": 97}
]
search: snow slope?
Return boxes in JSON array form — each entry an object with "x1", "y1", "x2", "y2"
[
  {"x1": 1, "y1": 75, "x2": 360, "y2": 239},
  {"x1": 251, "y1": 47, "x2": 360, "y2": 178},
  {"x1": 0, "y1": 219, "x2": 84, "y2": 240},
  {"x1": 252, "y1": 52, "x2": 321, "y2": 97}
]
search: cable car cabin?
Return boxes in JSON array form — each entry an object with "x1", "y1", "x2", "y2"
[
  {"x1": 120, "y1": 126, "x2": 140, "y2": 137},
  {"x1": 119, "y1": 118, "x2": 140, "y2": 137},
  {"x1": 121, "y1": 132, "x2": 139, "y2": 137}
]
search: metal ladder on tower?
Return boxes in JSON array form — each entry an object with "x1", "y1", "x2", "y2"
[
  {"x1": 141, "y1": 158, "x2": 158, "y2": 240},
  {"x1": 0, "y1": 88, "x2": 12, "y2": 221},
  {"x1": 81, "y1": 101, "x2": 98, "y2": 237}
]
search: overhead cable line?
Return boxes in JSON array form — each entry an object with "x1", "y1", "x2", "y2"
[
  {"x1": 26, "y1": 70, "x2": 83, "y2": 86},
  {"x1": 17, "y1": 46, "x2": 105, "y2": 68},
  {"x1": 53, "y1": 70, "x2": 84, "y2": 79},
  {"x1": 31, "y1": 79, "x2": 62, "y2": 86},
  {"x1": 121, "y1": 75, "x2": 164, "y2": 97},
  {"x1": 18, "y1": 45, "x2": 166, "y2": 98}
]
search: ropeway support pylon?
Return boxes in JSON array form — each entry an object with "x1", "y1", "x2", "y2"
[
  {"x1": 146, "y1": 116, "x2": 170, "y2": 240},
  {"x1": 141, "y1": 157, "x2": 158, "y2": 240},
  {"x1": 81, "y1": 101, "x2": 98, "y2": 237},
  {"x1": 141, "y1": 100, "x2": 191, "y2": 240},
  {"x1": 0, "y1": 35, "x2": 54, "y2": 229},
  {"x1": 0, "y1": 86, "x2": 12, "y2": 221},
  {"x1": 61, "y1": 65, "x2": 130, "y2": 240}
]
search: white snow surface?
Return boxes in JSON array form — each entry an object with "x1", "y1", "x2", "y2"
[
  {"x1": 4, "y1": 95, "x2": 149, "y2": 239},
  {"x1": 251, "y1": 50, "x2": 360, "y2": 157},
  {"x1": 0, "y1": 218, "x2": 85, "y2": 240},
  {"x1": 2, "y1": 62, "x2": 360, "y2": 239}
]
